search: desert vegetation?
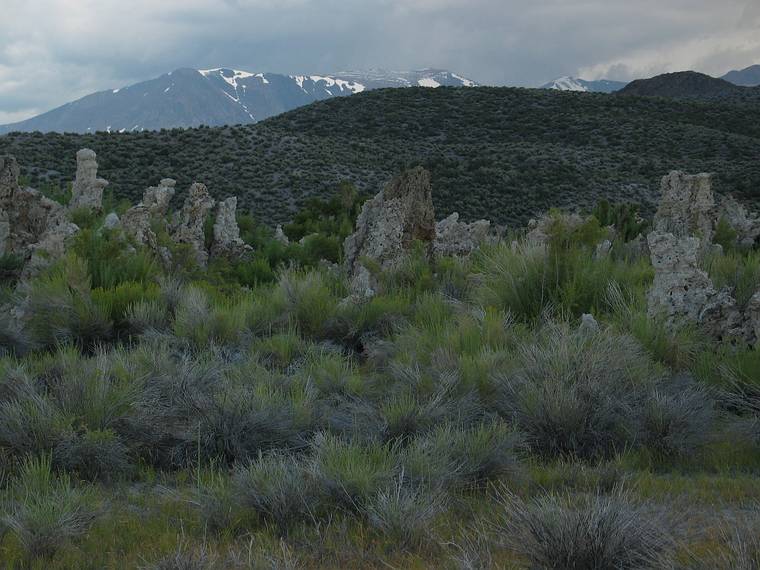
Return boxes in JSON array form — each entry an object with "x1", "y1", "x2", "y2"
[
  {"x1": 0, "y1": 175, "x2": 759, "y2": 569},
  {"x1": 2, "y1": 87, "x2": 760, "y2": 227}
]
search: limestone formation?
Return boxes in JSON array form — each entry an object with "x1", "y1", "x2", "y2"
[
  {"x1": 594, "y1": 239, "x2": 613, "y2": 260},
  {"x1": 525, "y1": 212, "x2": 585, "y2": 248},
  {"x1": 173, "y1": 182, "x2": 215, "y2": 267},
  {"x1": 433, "y1": 212, "x2": 491, "y2": 257},
  {"x1": 121, "y1": 179, "x2": 176, "y2": 246},
  {"x1": 653, "y1": 171, "x2": 715, "y2": 243},
  {"x1": 720, "y1": 194, "x2": 760, "y2": 248},
  {"x1": 646, "y1": 231, "x2": 749, "y2": 342},
  {"x1": 344, "y1": 167, "x2": 435, "y2": 298},
  {"x1": 647, "y1": 232, "x2": 716, "y2": 326},
  {"x1": 747, "y1": 293, "x2": 760, "y2": 346},
  {"x1": 103, "y1": 212, "x2": 121, "y2": 231},
  {"x1": 0, "y1": 155, "x2": 69, "y2": 260},
  {"x1": 22, "y1": 219, "x2": 80, "y2": 279},
  {"x1": 211, "y1": 197, "x2": 251, "y2": 259},
  {"x1": 274, "y1": 225, "x2": 290, "y2": 245},
  {"x1": 69, "y1": 149, "x2": 108, "y2": 212}
]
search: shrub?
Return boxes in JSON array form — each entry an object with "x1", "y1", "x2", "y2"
[
  {"x1": 363, "y1": 477, "x2": 445, "y2": 547},
  {"x1": 24, "y1": 254, "x2": 113, "y2": 350},
  {"x1": 234, "y1": 452, "x2": 317, "y2": 532},
  {"x1": 494, "y1": 324, "x2": 657, "y2": 459},
  {"x1": 2, "y1": 454, "x2": 96, "y2": 559},
  {"x1": 310, "y1": 433, "x2": 397, "y2": 508},
  {"x1": 402, "y1": 422, "x2": 522, "y2": 489},
  {"x1": 53, "y1": 429, "x2": 133, "y2": 482},
  {"x1": 495, "y1": 487, "x2": 674, "y2": 570},
  {"x1": 0, "y1": 386, "x2": 70, "y2": 456},
  {"x1": 636, "y1": 384, "x2": 715, "y2": 461}
]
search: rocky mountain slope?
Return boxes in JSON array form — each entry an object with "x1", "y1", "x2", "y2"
[
  {"x1": 540, "y1": 76, "x2": 628, "y2": 93},
  {"x1": 0, "y1": 68, "x2": 476, "y2": 134},
  {"x1": 2, "y1": 86, "x2": 759, "y2": 227}
]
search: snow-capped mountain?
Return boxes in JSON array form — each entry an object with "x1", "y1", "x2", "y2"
[
  {"x1": 541, "y1": 76, "x2": 628, "y2": 93},
  {"x1": 0, "y1": 68, "x2": 477, "y2": 134}
]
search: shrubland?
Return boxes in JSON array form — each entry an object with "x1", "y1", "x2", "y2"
[{"x1": 0, "y1": 188, "x2": 758, "y2": 568}]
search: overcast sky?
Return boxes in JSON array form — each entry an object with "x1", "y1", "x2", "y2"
[{"x1": 2, "y1": 0, "x2": 760, "y2": 124}]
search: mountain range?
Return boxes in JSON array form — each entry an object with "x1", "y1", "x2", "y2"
[
  {"x1": 540, "y1": 76, "x2": 628, "y2": 93},
  {"x1": 542, "y1": 63, "x2": 760, "y2": 94},
  {"x1": 0, "y1": 68, "x2": 476, "y2": 135}
]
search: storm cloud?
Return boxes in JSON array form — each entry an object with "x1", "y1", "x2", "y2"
[{"x1": 2, "y1": 0, "x2": 760, "y2": 123}]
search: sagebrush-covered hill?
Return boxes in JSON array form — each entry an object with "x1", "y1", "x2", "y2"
[{"x1": 2, "y1": 86, "x2": 759, "y2": 226}]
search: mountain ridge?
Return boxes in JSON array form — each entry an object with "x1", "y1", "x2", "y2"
[{"x1": 0, "y1": 67, "x2": 476, "y2": 135}]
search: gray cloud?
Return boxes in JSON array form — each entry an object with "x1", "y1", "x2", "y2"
[{"x1": 1, "y1": 0, "x2": 760, "y2": 123}]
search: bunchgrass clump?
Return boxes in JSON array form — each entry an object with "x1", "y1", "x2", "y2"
[
  {"x1": 3, "y1": 454, "x2": 96, "y2": 559},
  {"x1": 495, "y1": 487, "x2": 674, "y2": 570}
]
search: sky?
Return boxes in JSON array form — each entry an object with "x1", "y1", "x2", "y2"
[{"x1": 1, "y1": 0, "x2": 760, "y2": 124}]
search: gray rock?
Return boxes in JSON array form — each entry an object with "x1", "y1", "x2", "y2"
[
  {"x1": 173, "y1": 182, "x2": 215, "y2": 267},
  {"x1": 579, "y1": 313, "x2": 600, "y2": 334},
  {"x1": 211, "y1": 197, "x2": 252, "y2": 259},
  {"x1": 103, "y1": 212, "x2": 121, "y2": 230},
  {"x1": 121, "y1": 179, "x2": 176, "y2": 246},
  {"x1": 720, "y1": 194, "x2": 760, "y2": 248},
  {"x1": 274, "y1": 225, "x2": 289, "y2": 245},
  {"x1": 594, "y1": 239, "x2": 613, "y2": 260},
  {"x1": 654, "y1": 171, "x2": 715, "y2": 244},
  {"x1": 433, "y1": 212, "x2": 491, "y2": 257},
  {"x1": 343, "y1": 167, "x2": 435, "y2": 298},
  {"x1": 69, "y1": 149, "x2": 108, "y2": 212}
]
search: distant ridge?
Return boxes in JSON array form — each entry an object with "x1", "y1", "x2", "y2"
[
  {"x1": 722, "y1": 64, "x2": 760, "y2": 87},
  {"x1": 0, "y1": 67, "x2": 477, "y2": 135},
  {"x1": 541, "y1": 76, "x2": 628, "y2": 93},
  {"x1": 616, "y1": 71, "x2": 760, "y2": 101}
]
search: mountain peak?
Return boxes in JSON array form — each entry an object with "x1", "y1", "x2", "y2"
[
  {"x1": 0, "y1": 67, "x2": 476, "y2": 135},
  {"x1": 541, "y1": 76, "x2": 627, "y2": 93}
]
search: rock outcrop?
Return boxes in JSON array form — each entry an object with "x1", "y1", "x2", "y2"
[
  {"x1": 344, "y1": 167, "x2": 435, "y2": 298},
  {"x1": 0, "y1": 155, "x2": 73, "y2": 267},
  {"x1": 210, "y1": 197, "x2": 252, "y2": 259},
  {"x1": 653, "y1": 171, "x2": 715, "y2": 243},
  {"x1": 433, "y1": 212, "x2": 491, "y2": 257},
  {"x1": 173, "y1": 183, "x2": 215, "y2": 267},
  {"x1": 720, "y1": 194, "x2": 760, "y2": 248},
  {"x1": 69, "y1": 149, "x2": 108, "y2": 212},
  {"x1": 274, "y1": 225, "x2": 290, "y2": 245},
  {"x1": 121, "y1": 179, "x2": 176, "y2": 246}
]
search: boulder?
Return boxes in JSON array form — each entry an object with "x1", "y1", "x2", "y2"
[
  {"x1": 21, "y1": 219, "x2": 80, "y2": 279},
  {"x1": 69, "y1": 149, "x2": 108, "y2": 212},
  {"x1": 210, "y1": 197, "x2": 252, "y2": 259},
  {"x1": 433, "y1": 212, "x2": 491, "y2": 257},
  {"x1": 102, "y1": 212, "x2": 121, "y2": 231},
  {"x1": 579, "y1": 313, "x2": 600, "y2": 335},
  {"x1": 344, "y1": 167, "x2": 435, "y2": 298},
  {"x1": 173, "y1": 182, "x2": 215, "y2": 267},
  {"x1": 653, "y1": 171, "x2": 715, "y2": 243},
  {"x1": 594, "y1": 239, "x2": 613, "y2": 260}
]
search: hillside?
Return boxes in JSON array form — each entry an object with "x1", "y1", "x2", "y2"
[
  {"x1": 0, "y1": 68, "x2": 475, "y2": 134},
  {"x1": 617, "y1": 71, "x2": 760, "y2": 101},
  {"x1": 2, "y1": 86, "x2": 760, "y2": 227}
]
